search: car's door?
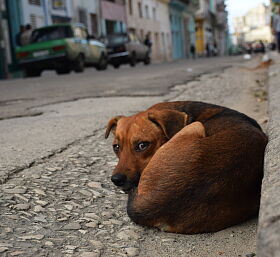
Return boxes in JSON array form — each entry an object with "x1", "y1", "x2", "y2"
[
  {"x1": 73, "y1": 26, "x2": 91, "y2": 62},
  {"x1": 135, "y1": 35, "x2": 146, "y2": 59},
  {"x1": 88, "y1": 35, "x2": 104, "y2": 63},
  {"x1": 127, "y1": 33, "x2": 138, "y2": 57}
]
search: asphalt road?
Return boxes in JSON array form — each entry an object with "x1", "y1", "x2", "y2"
[{"x1": 0, "y1": 56, "x2": 242, "y2": 120}]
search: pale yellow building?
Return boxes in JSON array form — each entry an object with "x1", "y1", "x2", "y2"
[{"x1": 233, "y1": 3, "x2": 272, "y2": 44}]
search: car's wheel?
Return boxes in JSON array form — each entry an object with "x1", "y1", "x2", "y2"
[
  {"x1": 56, "y1": 68, "x2": 71, "y2": 75},
  {"x1": 130, "y1": 52, "x2": 137, "y2": 67},
  {"x1": 113, "y1": 64, "x2": 120, "y2": 69},
  {"x1": 143, "y1": 54, "x2": 151, "y2": 65},
  {"x1": 96, "y1": 53, "x2": 108, "y2": 71},
  {"x1": 24, "y1": 69, "x2": 42, "y2": 77},
  {"x1": 74, "y1": 54, "x2": 85, "y2": 73}
]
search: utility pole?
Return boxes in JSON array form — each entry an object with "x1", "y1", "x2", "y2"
[{"x1": 0, "y1": 0, "x2": 8, "y2": 79}]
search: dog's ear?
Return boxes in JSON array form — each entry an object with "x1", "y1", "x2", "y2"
[
  {"x1": 105, "y1": 116, "x2": 124, "y2": 139},
  {"x1": 181, "y1": 121, "x2": 206, "y2": 139},
  {"x1": 148, "y1": 110, "x2": 189, "y2": 139}
]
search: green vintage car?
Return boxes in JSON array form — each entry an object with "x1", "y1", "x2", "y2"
[{"x1": 16, "y1": 23, "x2": 108, "y2": 77}]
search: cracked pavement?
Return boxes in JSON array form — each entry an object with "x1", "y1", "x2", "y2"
[{"x1": 0, "y1": 56, "x2": 268, "y2": 256}]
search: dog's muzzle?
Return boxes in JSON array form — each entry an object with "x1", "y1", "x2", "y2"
[
  {"x1": 111, "y1": 174, "x2": 127, "y2": 187},
  {"x1": 111, "y1": 172, "x2": 140, "y2": 193}
]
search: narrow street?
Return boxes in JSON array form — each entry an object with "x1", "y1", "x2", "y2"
[{"x1": 0, "y1": 56, "x2": 268, "y2": 257}]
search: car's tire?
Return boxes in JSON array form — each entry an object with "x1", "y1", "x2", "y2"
[
  {"x1": 56, "y1": 68, "x2": 71, "y2": 75},
  {"x1": 143, "y1": 54, "x2": 151, "y2": 65},
  {"x1": 74, "y1": 54, "x2": 85, "y2": 73},
  {"x1": 96, "y1": 53, "x2": 108, "y2": 71},
  {"x1": 24, "y1": 69, "x2": 42, "y2": 77},
  {"x1": 130, "y1": 52, "x2": 137, "y2": 67},
  {"x1": 113, "y1": 64, "x2": 120, "y2": 69}
]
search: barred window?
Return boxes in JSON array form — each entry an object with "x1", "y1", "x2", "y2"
[{"x1": 30, "y1": 14, "x2": 37, "y2": 28}]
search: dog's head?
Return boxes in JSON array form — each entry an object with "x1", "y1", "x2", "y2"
[{"x1": 105, "y1": 109, "x2": 189, "y2": 192}]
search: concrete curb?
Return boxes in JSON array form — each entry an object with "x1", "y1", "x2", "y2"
[{"x1": 257, "y1": 55, "x2": 280, "y2": 257}]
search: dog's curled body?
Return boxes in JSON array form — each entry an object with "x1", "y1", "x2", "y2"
[{"x1": 106, "y1": 101, "x2": 268, "y2": 234}]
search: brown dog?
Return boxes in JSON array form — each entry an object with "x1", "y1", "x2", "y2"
[{"x1": 105, "y1": 101, "x2": 267, "y2": 234}]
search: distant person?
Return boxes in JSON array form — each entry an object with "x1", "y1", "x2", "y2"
[
  {"x1": 190, "y1": 44, "x2": 196, "y2": 59},
  {"x1": 16, "y1": 25, "x2": 25, "y2": 46},
  {"x1": 144, "y1": 33, "x2": 152, "y2": 55},
  {"x1": 259, "y1": 40, "x2": 265, "y2": 53},
  {"x1": 246, "y1": 43, "x2": 253, "y2": 54},
  {"x1": 206, "y1": 42, "x2": 210, "y2": 57},
  {"x1": 21, "y1": 24, "x2": 33, "y2": 46},
  {"x1": 213, "y1": 41, "x2": 218, "y2": 56},
  {"x1": 272, "y1": 7, "x2": 280, "y2": 53}
]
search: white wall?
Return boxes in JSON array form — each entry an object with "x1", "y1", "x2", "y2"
[
  {"x1": 72, "y1": 0, "x2": 100, "y2": 35},
  {"x1": 21, "y1": 0, "x2": 45, "y2": 28},
  {"x1": 21, "y1": 0, "x2": 74, "y2": 28}
]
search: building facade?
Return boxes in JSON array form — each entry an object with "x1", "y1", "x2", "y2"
[
  {"x1": 233, "y1": 3, "x2": 272, "y2": 44},
  {"x1": 20, "y1": 0, "x2": 74, "y2": 28},
  {"x1": 215, "y1": 0, "x2": 228, "y2": 55},
  {"x1": 195, "y1": 0, "x2": 228, "y2": 56},
  {"x1": 72, "y1": 0, "x2": 100, "y2": 37},
  {"x1": 169, "y1": 0, "x2": 195, "y2": 59},
  {"x1": 100, "y1": 0, "x2": 126, "y2": 36},
  {"x1": 0, "y1": 0, "x2": 9, "y2": 79},
  {"x1": 126, "y1": 0, "x2": 171, "y2": 62}
]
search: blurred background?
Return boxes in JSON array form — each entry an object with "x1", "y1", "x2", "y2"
[{"x1": 0, "y1": 0, "x2": 278, "y2": 79}]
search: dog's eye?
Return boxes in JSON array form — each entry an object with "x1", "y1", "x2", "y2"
[
  {"x1": 113, "y1": 144, "x2": 120, "y2": 154},
  {"x1": 135, "y1": 142, "x2": 150, "y2": 152}
]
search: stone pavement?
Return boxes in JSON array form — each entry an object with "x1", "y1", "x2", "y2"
[
  {"x1": 0, "y1": 56, "x2": 277, "y2": 257},
  {"x1": 257, "y1": 54, "x2": 280, "y2": 257}
]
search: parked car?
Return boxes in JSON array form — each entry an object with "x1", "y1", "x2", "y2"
[
  {"x1": 102, "y1": 33, "x2": 150, "y2": 69},
  {"x1": 16, "y1": 23, "x2": 108, "y2": 77},
  {"x1": 229, "y1": 45, "x2": 244, "y2": 56},
  {"x1": 252, "y1": 40, "x2": 265, "y2": 53}
]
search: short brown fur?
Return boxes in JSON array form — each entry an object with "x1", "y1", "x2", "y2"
[{"x1": 105, "y1": 101, "x2": 267, "y2": 234}]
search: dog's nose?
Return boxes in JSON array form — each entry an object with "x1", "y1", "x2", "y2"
[{"x1": 111, "y1": 174, "x2": 127, "y2": 187}]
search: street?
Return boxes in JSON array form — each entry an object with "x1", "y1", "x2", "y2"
[
  {"x1": 0, "y1": 56, "x2": 241, "y2": 120},
  {"x1": 0, "y1": 56, "x2": 269, "y2": 257}
]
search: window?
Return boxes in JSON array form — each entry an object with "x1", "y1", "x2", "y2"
[
  {"x1": 29, "y1": 0, "x2": 41, "y2": 5},
  {"x1": 90, "y1": 13, "x2": 98, "y2": 36},
  {"x1": 128, "y1": 0, "x2": 133, "y2": 15},
  {"x1": 145, "y1": 5, "x2": 149, "y2": 19},
  {"x1": 138, "y1": 2, "x2": 142, "y2": 18},
  {"x1": 29, "y1": 14, "x2": 44, "y2": 29},
  {"x1": 152, "y1": 7, "x2": 156, "y2": 21},
  {"x1": 140, "y1": 29, "x2": 144, "y2": 40},
  {"x1": 78, "y1": 8, "x2": 88, "y2": 27},
  {"x1": 31, "y1": 26, "x2": 73, "y2": 43}
]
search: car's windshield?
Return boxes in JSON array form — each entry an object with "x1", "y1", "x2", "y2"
[
  {"x1": 31, "y1": 26, "x2": 73, "y2": 43},
  {"x1": 105, "y1": 34, "x2": 129, "y2": 45}
]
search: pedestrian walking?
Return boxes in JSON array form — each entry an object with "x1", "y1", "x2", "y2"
[
  {"x1": 15, "y1": 25, "x2": 25, "y2": 47},
  {"x1": 144, "y1": 33, "x2": 152, "y2": 56},
  {"x1": 273, "y1": 7, "x2": 280, "y2": 53},
  {"x1": 213, "y1": 41, "x2": 218, "y2": 56},
  {"x1": 259, "y1": 40, "x2": 265, "y2": 54},
  {"x1": 206, "y1": 42, "x2": 210, "y2": 57},
  {"x1": 190, "y1": 44, "x2": 196, "y2": 59},
  {"x1": 21, "y1": 24, "x2": 33, "y2": 46}
]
